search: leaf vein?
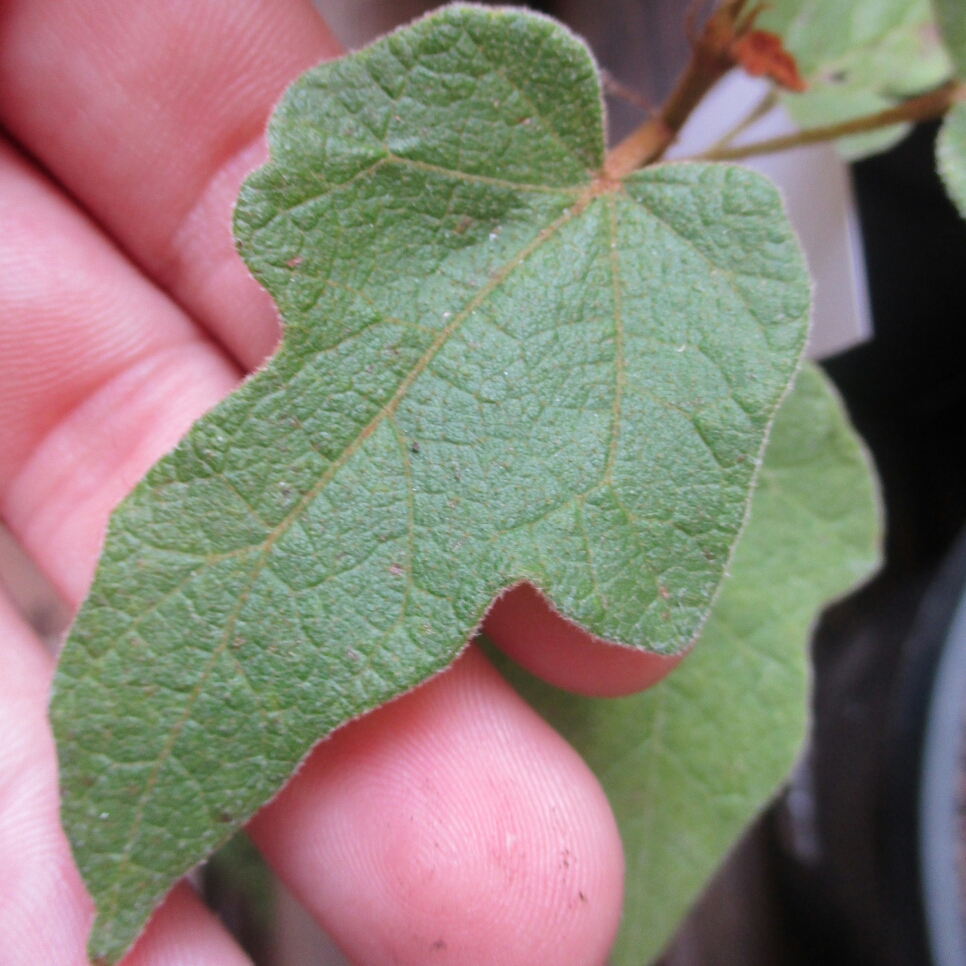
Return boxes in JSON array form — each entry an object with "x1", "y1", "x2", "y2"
[{"x1": 110, "y1": 181, "x2": 590, "y2": 886}]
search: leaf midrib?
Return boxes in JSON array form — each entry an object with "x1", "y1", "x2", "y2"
[
  {"x1": 106, "y1": 161, "x2": 795, "y2": 914},
  {"x1": 108, "y1": 177, "x2": 612, "y2": 903}
]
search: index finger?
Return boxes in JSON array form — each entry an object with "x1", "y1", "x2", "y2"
[{"x1": 0, "y1": 0, "x2": 341, "y2": 371}]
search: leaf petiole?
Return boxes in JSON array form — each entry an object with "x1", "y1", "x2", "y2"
[
  {"x1": 704, "y1": 87, "x2": 778, "y2": 155},
  {"x1": 604, "y1": 0, "x2": 752, "y2": 177},
  {"x1": 693, "y1": 80, "x2": 965, "y2": 163}
]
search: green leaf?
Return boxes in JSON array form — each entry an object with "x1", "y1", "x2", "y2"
[
  {"x1": 50, "y1": 6, "x2": 809, "y2": 961},
  {"x1": 760, "y1": 0, "x2": 952, "y2": 159},
  {"x1": 938, "y1": 101, "x2": 966, "y2": 219},
  {"x1": 933, "y1": 0, "x2": 966, "y2": 76},
  {"x1": 488, "y1": 363, "x2": 882, "y2": 965},
  {"x1": 933, "y1": 0, "x2": 966, "y2": 221}
]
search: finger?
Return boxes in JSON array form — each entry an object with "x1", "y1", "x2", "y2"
[
  {"x1": 0, "y1": 139, "x2": 221, "y2": 494},
  {"x1": 249, "y1": 645, "x2": 624, "y2": 966},
  {"x1": 483, "y1": 583, "x2": 685, "y2": 698},
  {"x1": 0, "y1": 0, "x2": 341, "y2": 371},
  {"x1": 121, "y1": 882, "x2": 253, "y2": 966},
  {"x1": 0, "y1": 593, "x2": 251, "y2": 966},
  {"x1": 0, "y1": 139, "x2": 240, "y2": 604}
]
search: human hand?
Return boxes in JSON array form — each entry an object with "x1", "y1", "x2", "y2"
[{"x1": 0, "y1": 3, "x2": 679, "y2": 963}]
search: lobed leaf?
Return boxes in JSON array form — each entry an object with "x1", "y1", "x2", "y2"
[
  {"x1": 51, "y1": 6, "x2": 810, "y2": 961},
  {"x1": 490, "y1": 363, "x2": 882, "y2": 965},
  {"x1": 760, "y1": 0, "x2": 952, "y2": 159}
]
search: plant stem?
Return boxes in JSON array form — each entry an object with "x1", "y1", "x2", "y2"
[
  {"x1": 694, "y1": 80, "x2": 964, "y2": 162},
  {"x1": 706, "y1": 88, "x2": 778, "y2": 153},
  {"x1": 604, "y1": 0, "x2": 750, "y2": 178}
]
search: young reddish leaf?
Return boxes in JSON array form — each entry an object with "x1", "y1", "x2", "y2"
[
  {"x1": 757, "y1": 0, "x2": 949, "y2": 160},
  {"x1": 731, "y1": 30, "x2": 808, "y2": 92}
]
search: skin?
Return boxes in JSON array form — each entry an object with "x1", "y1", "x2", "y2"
[{"x1": 0, "y1": 2, "x2": 682, "y2": 964}]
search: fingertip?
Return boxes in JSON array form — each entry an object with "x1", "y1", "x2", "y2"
[
  {"x1": 121, "y1": 882, "x2": 252, "y2": 966},
  {"x1": 250, "y1": 646, "x2": 623, "y2": 966},
  {"x1": 482, "y1": 583, "x2": 686, "y2": 698}
]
